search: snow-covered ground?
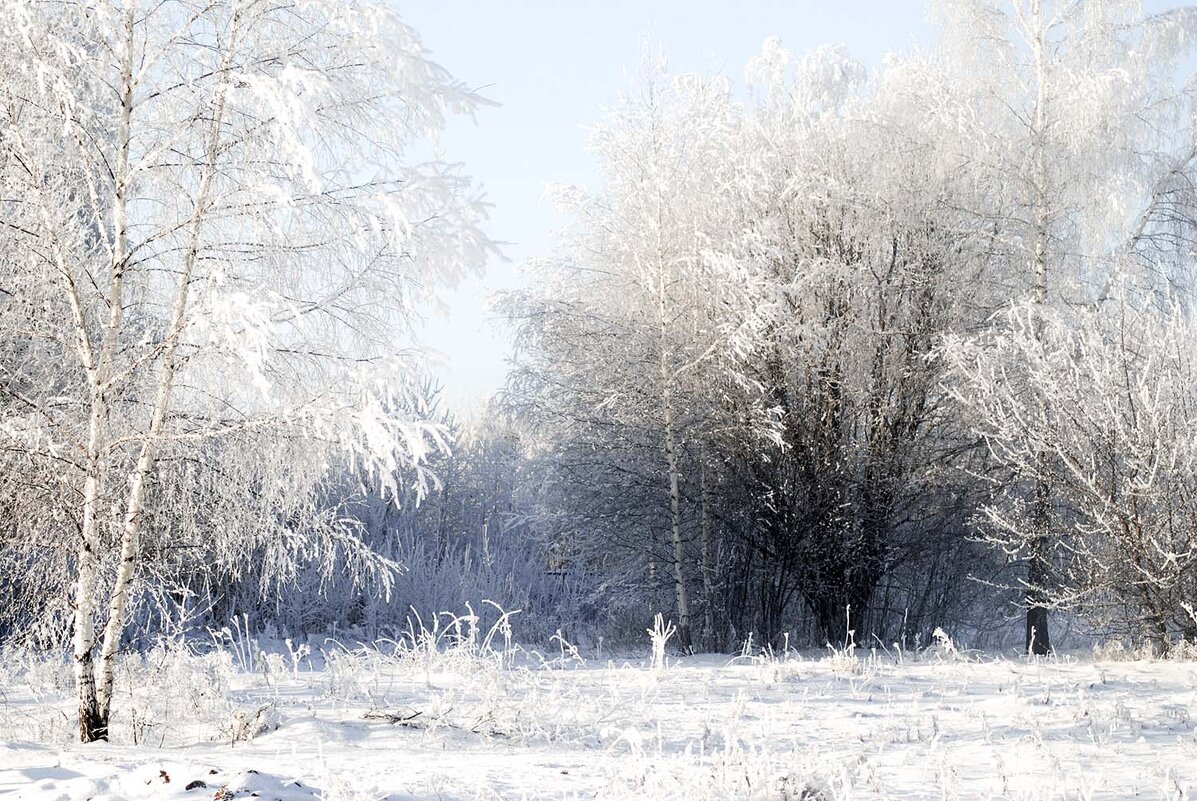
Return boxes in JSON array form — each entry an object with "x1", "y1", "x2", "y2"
[{"x1": 3, "y1": 632, "x2": 1197, "y2": 800}]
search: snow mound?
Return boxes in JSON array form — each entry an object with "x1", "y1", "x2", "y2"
[{"x1": 6, "y1": 761, "x2": 319, "y2": 801}]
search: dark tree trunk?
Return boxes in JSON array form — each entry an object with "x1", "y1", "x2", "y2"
[
  {"x1": 1025, "y1": 603, "x2": 1050, "y2": 655},
  {"x1": 77, "y1": 652, "x2": 108, "y2": 742},
  {"x1": 1025, "y1": 478, "x2": 1052, "y2": 655}
]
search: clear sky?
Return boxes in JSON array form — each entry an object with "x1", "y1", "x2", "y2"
[{"x1": 402, "y1": 1, "x2": 933, "y2": 414}]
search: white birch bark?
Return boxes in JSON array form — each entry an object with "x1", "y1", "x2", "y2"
[
  {"x1": 658, "y1": 272, "x2": 692, "y2": 651},
  {"x1": 92, "y1": 9, "x2": 238, "y2": 726},
  {"x1": 1025, "y1": 0, "x2": 1053, "y2": 656}
]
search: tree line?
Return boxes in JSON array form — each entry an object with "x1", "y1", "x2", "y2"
[
  {"x1": 503, "y1": 1, "x2": 1197, "y2": 655},
  {"x1": 3, "y1": 0, "x2": 1197, "y2": 745}
]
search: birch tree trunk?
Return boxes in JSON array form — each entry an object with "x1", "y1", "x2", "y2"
[
  {"x1": 84, "y1": 4, "x2": 236, "y2": 737},
  {"x1": 68, "y1": 1, "x2": 138, "y2": 741},
  {"x1": 73, "y1": 409, "x2": 106, "y2": 742},
  {"x1": 1025, "y1": 0, "x2": 1052, "y2": 657},
  {"x1": 658, "y1": 277, "x2": 692, "y2": 651},
  {"x1": 699, "y1": 454, "x2": 715, "y2": 651},
  {"x1": 662, "y1": 390, "x2": 692, "y2": 651}
]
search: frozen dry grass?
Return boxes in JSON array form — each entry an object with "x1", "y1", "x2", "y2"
[{"x1": 2, "y1": 617, "x2": 1197, "y2": 800}]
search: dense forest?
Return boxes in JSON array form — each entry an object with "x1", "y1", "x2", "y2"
[{"x1": 3, "y1": 0, "x2": 1197, "y2": 747}]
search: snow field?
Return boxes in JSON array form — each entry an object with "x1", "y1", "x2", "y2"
[{"x1": 3, "y1": 628, "x2": 1197, "y2": 800}]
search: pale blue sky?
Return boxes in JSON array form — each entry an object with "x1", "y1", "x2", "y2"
[{"x1": 403, "y1": 1, "x2": 932, "y2": 413}]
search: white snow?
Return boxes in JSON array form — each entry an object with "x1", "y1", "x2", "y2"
[{"x1": 3, "y1": 641, "x2": 1197, "y2": 800}]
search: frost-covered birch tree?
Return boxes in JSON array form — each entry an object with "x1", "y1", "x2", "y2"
[
  {"x1": 949, "y1": 293, "x2": 1197, "y2": 649},
  {"x1": 930, "y1": 0, "x2": 1197, "y2": 652},
  {"x1": 508, "y1": 61, "x2": 773, "y2": 650},
  {"x1": 0, "y1": 0, "x2": 488, "y2": 741}
]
